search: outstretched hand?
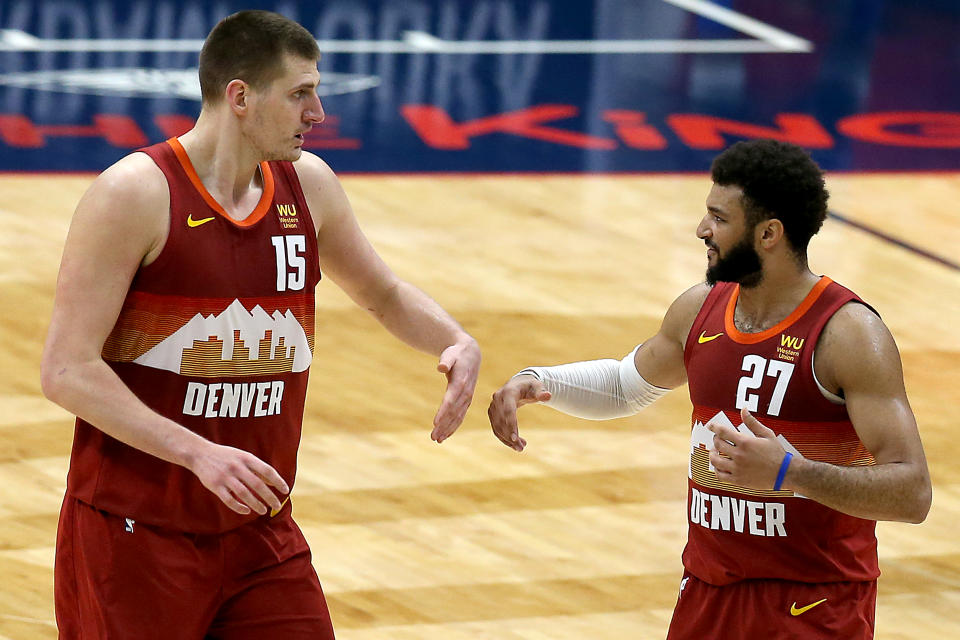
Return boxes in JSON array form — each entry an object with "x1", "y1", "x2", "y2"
[
  {"x1": 707, "y1": 407, "x2": 787, "y2": 491},
  {"x1": 487, "y1": 374, "x2": 551, "y2": 451},
  {"x1": 431, "y1": 338, "x2": 481, "y2": 442}
]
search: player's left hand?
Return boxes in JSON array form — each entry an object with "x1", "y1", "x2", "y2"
[
  {"x1": 707, "y1": 407, "x2": 787, "y2": 490},
  {"x1": 431, "y1": 337, "x2": 481, "y2": 442}
]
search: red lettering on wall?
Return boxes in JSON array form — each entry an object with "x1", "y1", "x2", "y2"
[
  {"x1": 401, "y1": 104, "x2": 617, "y2": 150},
  {"x1": 3, "y1": 109, "x2": 959, "y2": 155},
  {"x1": 155, "y1": 115, "x2": 196, "y2": 138},
  {"x1": 92, "y1": 116, "x2": 149, "y2": 147},
  {"x1": 603, "y1": 110, "x2": 668, "y2": 149},
  {"x1": 0, "y1": 115, "x2": 43, "y2": 147},
  {"x1": 0, "y1": 115, "x2": 148, "y2": 148},
  {"x1": 666, "y1": 114, "x2": 834, "y2": 149},
  {"x1": 836, "y1": 112, "x2": 960, "y2": 148}
]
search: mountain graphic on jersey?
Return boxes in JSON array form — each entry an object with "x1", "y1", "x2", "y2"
[
  {"x1": 132, "y1": 298, "x2": 312, "y2": 376},
  {"x1": 690, "y1": 410, "x2": 805, "y2": 499}
]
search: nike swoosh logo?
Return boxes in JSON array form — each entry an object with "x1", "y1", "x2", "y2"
[
  {"x1": 270, "y1": 496, "x2": 290, "y2": 518},
  {"x1": 790, "y1": 598, "x2": 827, "y2": 616},
  {"x1": 698, "y1": 331, "x2": 723, "y2": 344},
  {"x1": 187, "y1": 214, "x2": 216, "y2": 228}
]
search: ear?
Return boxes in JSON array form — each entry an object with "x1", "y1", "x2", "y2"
[
  {"x1": 224, "y1": 79, "x2": 250, "y2": 116},
  {"x1": 757, "y1": 218, "x2": 784, "y2": 249}
]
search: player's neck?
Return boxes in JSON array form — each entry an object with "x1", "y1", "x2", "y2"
[
  {"x1": 177, "y1": 112, "x2": 264, "y2": 213},
  {"x1": 733, "y1": 262, "x2": 820, "y2": 333}
]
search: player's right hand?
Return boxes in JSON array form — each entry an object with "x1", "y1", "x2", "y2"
[
  {"x1": 189, "y1": 442, "x2": 289, "y2": 515},
  {"x1": 487, "y1": 374, "x2": 550, "y2": 452}
]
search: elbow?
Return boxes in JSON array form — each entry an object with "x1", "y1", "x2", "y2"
[
  {"x1": 903, "y1": 475, "x2": 932, "y2": 524},
  {"x1": 904, "y1": 505, "x2": 930, "y2": 525},
  {"x1": 910, "y1": 482, "x2": 933, "y2": 524},
  {"x1": 358, "y1": 279, "x2": 401, "y2": 321},
  {"x1": 40, "y1": 362, "x2": 60, "y2": 404},
  {"x1": 40, "y1": 353, "x2": 69, "y2": 406}
]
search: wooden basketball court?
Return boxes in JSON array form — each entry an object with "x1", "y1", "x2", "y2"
[{"x1": 0, "y1": 171, "x2": 957, "y2": 639}]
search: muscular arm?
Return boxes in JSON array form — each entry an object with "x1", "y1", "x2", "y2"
[
  {"x1": 783, "y1": 304, "x2": 931, "y2": 523},
  {"x1": 294, "y1": 153, "x2": 480, "y2": 440},
  {"x1": 633, "y1": 282, "x2": 711, "y2": 388},
  {"x1": 710, "y1": 303, "x2": 931, "y2": 523},
  {"x1": 41, "y1": 155, "x2": 287, "y2": 515}
]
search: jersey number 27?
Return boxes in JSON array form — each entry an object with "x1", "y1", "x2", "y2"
[{"x1": 735, "y1": 355, "x2": 794, "y2": 417}]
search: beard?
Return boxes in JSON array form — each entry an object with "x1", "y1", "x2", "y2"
[{"x1": 705, "y1": 235, "x2": 763, "y2": 288}]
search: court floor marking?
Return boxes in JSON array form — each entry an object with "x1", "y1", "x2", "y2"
[{"x1": 828, "y1": 211, "x2": 959, "y2": 272}]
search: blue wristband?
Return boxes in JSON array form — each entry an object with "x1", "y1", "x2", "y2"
[{"x1": 773, "y1": 452, "x2": 793, "y2": 491}]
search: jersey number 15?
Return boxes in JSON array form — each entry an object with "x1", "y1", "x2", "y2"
[{"x1": 271, "y1": 235, "x2": 306, "y2": 292}]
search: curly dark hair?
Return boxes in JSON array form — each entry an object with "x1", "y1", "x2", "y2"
[
  {"x1": 199, "y1": 10, "x2": 320, "y2": 104},
  {"x1": 710, "y1": 139, "x2": 829, "y2": 256}
]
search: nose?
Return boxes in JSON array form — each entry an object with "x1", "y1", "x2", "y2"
[
  {"x1": 696, "y1": 215, "x2": 712, "y2": 240},
  {"x1": 305, "y1": 95, "x2": 325, "y2": 124}
]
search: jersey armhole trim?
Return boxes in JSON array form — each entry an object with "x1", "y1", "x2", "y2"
[
  {"x1": 684, "y1": 283, "x2": 728, "y2": 363},
  {"x1": 130, "y1": 149, "x2": 176, "y2": 275},
  {"x1": 811, "y1": 350, "x2": 845, "y2": 405}
]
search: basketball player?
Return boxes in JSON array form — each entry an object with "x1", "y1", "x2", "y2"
[
  {"x1": 487, "y1": 140, "x2": 931, "y2": 638},
  {"x1": 40, "y1": 10, "x2": 480, "y2": 639}
]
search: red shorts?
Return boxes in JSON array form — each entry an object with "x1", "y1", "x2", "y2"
[
  {"x1": 55, "y1": 496, "x2": 335, "y2": 639},
  {"x1": 666, "y1": 570, "x2": 876, "y2": 640}
]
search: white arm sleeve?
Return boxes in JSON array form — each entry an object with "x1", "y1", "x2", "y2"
[{"x1": 514, "y1": 345, "x2": 669, "y2": 420}]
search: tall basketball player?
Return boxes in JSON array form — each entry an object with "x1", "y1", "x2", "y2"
[
  {"x1": 487, "y1": 140, "x2": 930, "y2": 639},
  {"x1": 41, "y1": 10, "x2": 480, "y2": 639}
]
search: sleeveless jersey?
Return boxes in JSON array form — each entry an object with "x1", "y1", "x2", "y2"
[
  {"x1": 65, "y1": 138, "x2": 321, "y2": 533},
  {"x1": 681, "y1": 277, "x2": 879, "y2": 585}
]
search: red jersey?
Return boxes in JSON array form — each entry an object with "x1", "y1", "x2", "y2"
[
  {"x1": 66, "y1": 138, "x2": 320, "y2": 533},
  {"x1": 682, "y1": 277, "x2": 879, "y2": 585}
]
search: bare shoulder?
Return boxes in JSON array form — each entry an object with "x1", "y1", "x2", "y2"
[
  {"x1": 80, "y1": 152, "x2": 168, "y2": 223},
  {"x1": 661, "y1": 282, "x2": 712, "y2": 343},
  {"x1": 69, "y1": 152, "x2": 170, "y2": 264},
  {"x1": 292, "y1": 151, "x2": 341, "y2": 193},
  {"x1": 816, "y1": 301, "x2": 903, "y2": 394},
  {"x1": 670, "y1": 282, "x2": 712, "y2": 316},
  {"x1": 93, "y1": 152, "x2": 167, "y2": 201},
  {"x1": 633, "y1": 283, "x2": 710, "y2": 387},
  {"x1": 820, "y1": 302, "x2": 893, "y2": 355},
  {"x1": 293, "y1": 149, "x2": 331, "y2": 173},
  {"x1": 292, "y1": 151, "x2": 350, "y2": 230}
]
